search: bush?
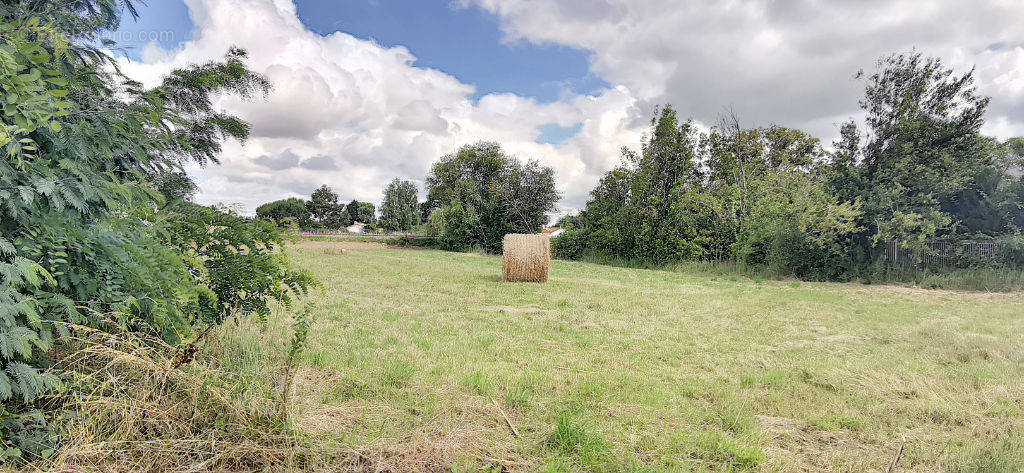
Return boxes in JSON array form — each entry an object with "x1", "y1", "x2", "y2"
[
  {"x1": 388, "y1": 236, "x2": 441, "y2": 249},
  {"x1": 552, "y1": 230, "x2": 587, "y2": 260},
  {"x1": 161, "y1": 203, "x2": 317, "y2": 324},
  {"x1": 438, "y1": 199, "x2": 480, "y2": 252},
  {"x1": 0, "y1": 4, "x2": 322, "y2": 466}
]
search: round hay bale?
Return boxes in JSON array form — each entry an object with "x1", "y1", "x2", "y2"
[{"x1": 502, "y1": 234, "x2": 550, "y2": 282}]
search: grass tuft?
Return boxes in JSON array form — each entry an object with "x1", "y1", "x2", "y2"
[
  {"x1": 945, "y1": 438, "x2": 1024, "y2": 473},
  {"x1": 379, "y1": 359, "x2": 416, "y2": 388},
  {"x1": 547, "y1": 411, "x2": 611, "y2": 468},
  {"x1": 691, "y1": 431, "x2": 764, "y2": 471}
]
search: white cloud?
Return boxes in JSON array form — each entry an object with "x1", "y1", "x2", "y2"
[
  {"x1": 461, "y1": 0, "x2": 1024, "y2": 141},
  {"x1": 118, "y1": 0, "x2": 640, "y2": 216},
  {"x1": 120, "y1": 0, "x2": 1024, "y2": 217}
]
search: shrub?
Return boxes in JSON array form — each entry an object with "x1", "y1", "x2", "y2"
[
  {"x1": 161, "y1": 203, "x2": 317, "y2": 324},
  {"x1": 552, "y1": 230, "x2": 587, "y2": 260},
  {"x1": 438, "y1": 199, "x2": 480, "y2": 252},
  {"x1": 256, "y1": 198, "x2": 312, "y2": 228},
  {"x1": 0, "y1": 5, "x2": 301, "y2": 463}
]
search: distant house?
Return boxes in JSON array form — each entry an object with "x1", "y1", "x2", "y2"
[
  {"x1": 347, "y1": 222, "x2": 366, "y2": 233},
  {"x1": 539, "y1": 225, "x2": 565, "y2": 237}
]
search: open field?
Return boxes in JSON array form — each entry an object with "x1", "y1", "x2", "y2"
[{"x1": 229, "y1": 245, "x2": 1024, "y2": 472}]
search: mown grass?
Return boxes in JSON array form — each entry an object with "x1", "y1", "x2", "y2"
[{"x1": 234, "y1": 246, "x2": 1024, "y2": 472}]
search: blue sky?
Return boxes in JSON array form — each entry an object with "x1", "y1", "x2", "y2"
[{"x1": 117, "y1": 0, "x2": 606, "y2": 106}]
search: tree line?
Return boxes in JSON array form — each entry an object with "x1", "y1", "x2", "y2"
[
  {"x1": 257, "y1": 142, "x2": 561, "y2": 250},
  {"x1": 256, "y1": 188, "x2": 378, "y2": 230},
  {"x1": 554, "y1": 53, "x2": 1024, "y2": 279}
]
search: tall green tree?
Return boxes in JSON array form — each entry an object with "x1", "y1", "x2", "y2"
[
  {"x1": 854, "y1": 52, "x2": 991, "y2": 249},
  {"x1": 380, "y1": 178, "x2": 420, "y2": 232},
  {"x1": 307, "y1": 185, "x2": 348, "y2": 228},
  {"x1": 628, "y1": 107, "x2": 704, "y2": 261},
  {"x1": 569, "y1": 107, "x2": 717, "y2": 262},
  {"x1": 425, "y1": 142, "x2": 560, "y2": 252},
  {"x1": 257, "y1": 197, "x2": 311, "y2": 227},
  {"x1": 346, "y1": 200, "x2": 376, "y2": 225}
]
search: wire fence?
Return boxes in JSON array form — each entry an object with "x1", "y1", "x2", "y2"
[
  {"x1": 296, "y1": 228, "x2": 433, "y2": 238},
  {"x1": 880, "y1": 239, "x2": 1007, "y2": 267}
]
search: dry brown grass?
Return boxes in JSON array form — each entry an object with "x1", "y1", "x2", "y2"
[
  {"x1": 32, "y1": 317, "x2": 520, "y2": 473},
  {"x1": 41, "y1": 325, "x2": 312, "y2": 473},
  {"x1": 502, "y1": 234, "x2": 550, "y2": 282}
]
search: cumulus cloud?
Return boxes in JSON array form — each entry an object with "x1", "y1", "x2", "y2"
[
  {"x1": 253, "y1": 150, "x2": 300, "y2": 170},
  {"x1": 461, "y1": 0, "x2": 1024, "y2": 140},
  {"x1": 119, "y1": 0, "x2": 640, "y2": 215},
  {"x1": 299, "y1": 155, "x2": 339, "y2": 171},
  {"x1": 121, "y1": 0, "x2": 1024, "y2": 217}
]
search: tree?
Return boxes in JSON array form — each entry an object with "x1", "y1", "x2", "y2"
[
  {"x1": 153, "y1": 170, "x2": 199, "y2": 204},
  {"x1": 256, "y1": 198, "x2": 311, "y2": 227},
  {"x1": 346, "y1": 200, "x2": 376, "y2": 225},
  {"x1": 571, "y1": 107, "x2": 709, "y2": 263},
  {"x1": 380, "y1": 178, "x2": 420, "y2": 232},
  {"x1": 307, "y1": 185, "x2": 348, "y2": 228},
  {"x1": 0, "y1": 1, "x2": 312, "y2": 459},
  {"x1": 425, "y1": 142, "x2": 560, "y2": 252},
  {"x1": 628, "y1": 107, "x2": 704, "y2": 261},
  {"x1": 567, "y1": 105, "x2": 858, "y2": 272},
  {"x1": 855, "y1": 52, "x2": 991, "y2": 248}
]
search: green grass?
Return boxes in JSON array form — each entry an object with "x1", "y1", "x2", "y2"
[
  {"x1": 242, "y1": 246, "x2": 1024, "y2": 472},
  {"x1": 572, "y1": 253, "x2": 1024, "y2": 293}
]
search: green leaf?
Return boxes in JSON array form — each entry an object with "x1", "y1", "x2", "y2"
[
  {"x1": 0, "y1": 237, "x2": 13, "y2": 255},
  {"x1": 48, "y1": 120, "x2": 60, "y2": 132},
  {"x1": 0, "y1": 370, "x2": 11, "y2": 400}
]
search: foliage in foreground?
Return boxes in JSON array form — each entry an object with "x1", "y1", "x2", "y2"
[
  {"x1": 0, "y1": 1, "x2": 312, "y2": 464},
  {"x1": 161, "y1": 203, "x2": 317, "y2": 324}
]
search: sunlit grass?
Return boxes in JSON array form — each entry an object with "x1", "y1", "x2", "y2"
[{"x1": 246, "y1": 246, "x2": 1024, "y2": 472}]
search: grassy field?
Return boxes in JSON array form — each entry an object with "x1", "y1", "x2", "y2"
[{"x1": 223, "y1": 246, "x2": 1024, "y2": 473}]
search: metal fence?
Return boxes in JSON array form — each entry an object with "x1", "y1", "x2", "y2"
[
  {"x1": 296, "y1": 229, "x2": 433, "y2": 239},
  {"x1": 880, "y1": 239, "x2": 1006, "y2": 267}
]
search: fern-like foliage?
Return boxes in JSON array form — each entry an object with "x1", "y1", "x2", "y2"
[{"x1": 0, "y1": 2, "x2": 298, "y2": 465}]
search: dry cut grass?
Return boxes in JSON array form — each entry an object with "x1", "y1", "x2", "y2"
[
  {"x1": 502, "y1": 234, "x2": 551, "y2": 283},
  {"x1": 259, "y1": 246, "x2": 1024, "y2": 473},
  {"x1": 40, "y1": 324, "x2": 312, "y2": 473},
  {"x1": 53, "y1": 246, "x2": 1021, "y2": 472}
]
